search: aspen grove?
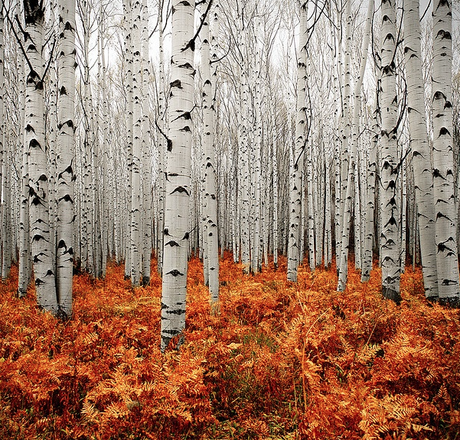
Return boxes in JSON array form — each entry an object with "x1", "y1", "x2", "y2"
[{"x1": 1, "y1": 0, "x2": 460, "y2": 437}]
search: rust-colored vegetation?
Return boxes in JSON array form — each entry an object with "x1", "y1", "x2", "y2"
[{"x1": 1, "y1": 254, "x2": 459, "y2": 439}]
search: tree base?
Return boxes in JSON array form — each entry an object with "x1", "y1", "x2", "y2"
[
  {"x1": 17, "y1": 289, "x2": 27, "y2": 299},
  {"x1": 141, "y1": 276, "x2": 150, "y2": 287},
  {"x1": 438, "y1": 296, "x2": 460, "y2": 308},
  {"x1": 426, "y1": 296, "x2": 460, "y2": 308},
  {"x1": 382, "y1": 287, "x2": 401, "y2": 305}
]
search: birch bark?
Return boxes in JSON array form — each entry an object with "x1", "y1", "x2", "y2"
[
  {"x1": 201, "y1": 0, "x2": 219, "y2": 303},
  {"x1": 287, "y1": 0, "x2": 307, "y2": 282},
  {"x1": 432, "y1": 0, "x2": 460, "y2": 302},
  {"x1": 379, "y1": 0, "x2": 401, "y2": 302},
  {"x1": 24, "y1": 0, "x2": 58, "y2": 312},
  {"x1": 161, "y1": 0, "x2": 195, "y2": 351},
  {"x1": 55, "y1": 0, "x2": 76, "y2": 317},
  {"x1": 402, "y1": 0, "x2": 438, "y2": 298}
]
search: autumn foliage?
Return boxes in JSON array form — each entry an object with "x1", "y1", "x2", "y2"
[{"x1": 1, "y1": 253, "x2": 460, "y2": 439}]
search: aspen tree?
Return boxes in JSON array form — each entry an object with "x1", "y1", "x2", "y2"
[
  {"x1": 55, "y1": 0, "x2": 76, "y2": 317},
  {"x1": 24, "y1": 0, "x2": 58, "y2": 312},
  {"x1": 200, "y1": 0, "x2": 219, "y2": 303},
  {"x1": 250, "y1": 16, "x2": 263, "y2": 275},
  {"x1": 287, "y1": 0, "x2": 307, "y2": 282},
  {"x1": 432, "y1": 0, "x2": 460, "y2": 303},
  {"x1": 123, "y1": 0, "x2": 133, "y2": 280},
  {"x1": 337, "y1": 0, "x2": 373, "y2": 290},
  {"x1": 0, "y1": 0, "x2": 5, "y2": 279},
  {"x1": 379, "y1": 0, "x2": 402, "y2": 302},
  {"x1": 362, "y1": 78, "x2": 379, "y2": 282},
  {"x1": 18, "y1": 90, "x2": 31, "y2": 296},
  {"x1": 97, "y1": 2, "x2": 108, "y2": 278},
  {"x1": 130, "y1": 0, "x2": 142, "y2": 286},
  {"x1": 0, "y1": 0, "x2": 13, "y2": 280},
  {"x1": 238, "y1": 17, "x2": 251, "y2": 273},
  {"x1": 402, "y1": 0, "x2": 438, "y2": 298},
  {"x1": 47, "y1": 0, "x2": 58, "y2": 277},
  {"x1": 141, "y1": 0, "x2": 151, "y2": 286},
  {"x1": 160, "y1": 0, "x2": 195, "y2": 351},
  {"x1": 156, "y1": 0, "x2": 166, "y2": 274},
  {"x1": 77, "y1": 0, "x2": 96, "y2": 275}
]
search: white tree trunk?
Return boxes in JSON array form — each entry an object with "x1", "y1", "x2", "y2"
[
  {"x1": 24, "y1": 0, "x2": 58, "y2": 312},
  {"x1": 287, "y1": 0, "x2": 307, "y2": 282},
  {"x1": 141, "y1": 0, "x2": 151, "y2": 286},
  {"x1": 123, "y1": 0, "x2": 133, "y2": 279},
  {"x1": 55, "y1": 0, "x2": 76, "y2": 317},
  {"x1": 200, "y1": 0, "x2": 219, "y2": 304},
  {"x1": 161, "y1": 0, "x2": 195, "y2": 351},
  {"x1": 156, "y1": 0, "x2": 166, "y2": 274},
  {"x1": 130, "y1": 0, "x2": 142, "y2": 287},
  {"x1": 432, "y1": 0, "x2": 460, "y2": 302},
  {"x1": 379, "y1": 0, "x2": 401, "y2": 302}
]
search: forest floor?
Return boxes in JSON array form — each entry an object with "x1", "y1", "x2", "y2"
[{"x1": 0, "y1": 253, "x2": 460, "y2": 439}]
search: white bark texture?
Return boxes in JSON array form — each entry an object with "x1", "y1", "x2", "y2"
[
  {"x1": 141, "y1": 0, "x2": 151, "y2": 286},
  {"x1": 379, "y1": 0, "x2": 401, "y2": 303},
  {"x1": 130, "y1": 0, "x2": 142, "y2": 286},
  {"x1": 403, "y1": 0, "x2": 438, "y2": 298},
  {"x1": 18, "y1": 91, "x2": 31, "y2": 296},
  {"x1": 123, "y1": 0, "x2": 133, "y2": 279},
  {"x1": 24, "y1": 0, "x2": 58, "y2": 312},
  {"x1": 201, "y1": 0, "x2": 219, "y2": 303},
  {"x1": 156, "y1": 0, "x2": 166, "y2": 274},
  {"x1": 287, "y1": 0, "x2": 307, "y2": 282},
  {"x1": 337, "y1": 0, "x2": 353, "y2": 291},
  {"x1": 161, "y1": 0, "x2": 195, "y2": 351},
  {"x1": 432, "y1": 0, "x2": 460, "y2": 301},
  {"x1": 0, "y1": 1, "x2": 5, "y2": 279},
  {"x1": 56, "y1": 0, "x2": 76, "y2": 317}
]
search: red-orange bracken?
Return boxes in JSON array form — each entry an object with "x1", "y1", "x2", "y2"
[{"x1": 0, "y1": 254, "x2": 459, "y2": 439}]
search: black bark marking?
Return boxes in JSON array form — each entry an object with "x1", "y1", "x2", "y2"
[
  {"x1": 58, "y1": 165, "x2": 74, "y2": 179},
  {"x1": 59, "y1": 194, "x2": 74, "y2": 203},
  {"x1": 170, "y1": 79, "x2": 182, "y2": 88},
  {"x1": 162, "y1": 329, "x2": 181, "y2": 335},
  {"x1": 166, "y1": 269, "x2": 184, "y2": 277},
  {"x1": 165, "y1": 240, "x2": 180, "y2": 247},
  {"x1": 29, "y1": 138, "x2": 41, "y2": 149},
  {"x1": 171, "y1": 186, "x2": 189, "y2": 196},
  {"x1": 178, "y1": 62, "x2": 193, "y2": 70},
  {"x1": 439, "y1": 127, "x2": 450, "y2": 136},
  {"x1": 442, "y1": 279, "x2": 458, "y2": 286},
  {"x1": 165, "y1": 308, "x2": 186, "y2": 316}
]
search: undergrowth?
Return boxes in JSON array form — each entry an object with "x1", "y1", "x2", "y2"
[{"x1": 0, "y1": 253, "x2": 459, "y2": 439}]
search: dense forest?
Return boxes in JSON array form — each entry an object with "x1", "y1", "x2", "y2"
[{"x1": 0, "y1": 0, "x2": 460, "y2": 437}]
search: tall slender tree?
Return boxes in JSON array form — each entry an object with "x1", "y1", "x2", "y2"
[
  {"x1": 200, "y1": 0, "x2": 219, "y2": 304},
  {"x1": 379, "y1": 0, "x2": 401, "y2": 302},
  {"x1": 160, "y1": 0, "x2": 195, "y2": 351},
  {"x1": 24, "y1": 0, "x2": 58, "y2": 312},
  {"x1": 403, "y1": 0, "x2": 438, "y2": 299},
  {"x1": 287, "y1": 0, "x2": 307, "y2": 282},
  {"x1": 432, "y1": 0, "x2": 460, "y2": 303},
  {"x1": 55, "y1": 0, "x2": 76, "y2": 317}
]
